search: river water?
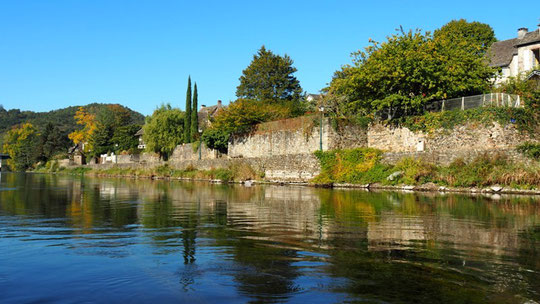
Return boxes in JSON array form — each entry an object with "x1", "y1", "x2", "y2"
[{"x1": 0, "y1": 172, "x2": 539, "y2": 303}]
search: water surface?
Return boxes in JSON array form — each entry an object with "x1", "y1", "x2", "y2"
[{"x1": 0, "y1": 173, "x2": 539, "y2": 303}]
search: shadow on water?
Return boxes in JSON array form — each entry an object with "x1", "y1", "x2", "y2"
[{"x1": 0, "y1": 172, "x2": 539, "y2": 303}]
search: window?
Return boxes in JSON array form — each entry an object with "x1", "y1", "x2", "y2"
[{"x1": 533, "y1": 48, "x2": 540, "y2": 67}]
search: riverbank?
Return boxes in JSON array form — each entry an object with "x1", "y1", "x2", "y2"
[{"x1": 31, "y1": 163, "x2": 540, "y2": 196}]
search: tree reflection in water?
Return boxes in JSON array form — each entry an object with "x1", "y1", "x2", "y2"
[{"x1": 0, "y1": 173, "x2": 539, "y2": 303}]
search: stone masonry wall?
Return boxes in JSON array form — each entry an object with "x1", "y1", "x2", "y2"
[
  {"x1": 229, "y1": 116, "x2": 368, "y2": 158},
  {"x1": 83, "y1": 117, "x2": 537, "y2": 182},
  {"x1": 169, "y1": 143, "x2": 222, "y2": 163}
]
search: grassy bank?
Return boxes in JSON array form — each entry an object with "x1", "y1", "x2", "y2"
[
  {"x1": 313, "y1": 148, "x2": 540, "y2": 189},
  {"x1": 36, "y1": 162, "x2": 262, "y2": 183}
]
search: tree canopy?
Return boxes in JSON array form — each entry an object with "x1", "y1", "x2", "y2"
[
  {"x1": 142, "y1": 104, "x2": 185, "y2": 160},
  {"x1": 2, "y1": 123, "x2": 40, "y2": 171},
  {"x1": 236, "y1": 46, "x2": 303, "y2": 102},
  {"x1": 326, "y1": 20, "x2": 497, "y2": 120},
  {"x1": 202, "y1": 99, "x2": 297, "y2": 153}
]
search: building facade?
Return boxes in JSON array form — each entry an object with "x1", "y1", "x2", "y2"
[{"x1": 490, "y1": 25, "x2": 540, "y2": 84}]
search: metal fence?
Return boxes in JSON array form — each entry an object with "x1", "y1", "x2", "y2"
[{"x1": 424, "y1": 93, "x2": 522, "y2": 112}]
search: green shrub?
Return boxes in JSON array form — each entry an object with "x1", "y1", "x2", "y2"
[
  {"x1": 313, "y1": 148, "x2": 392, "y2": 185},
  {"x1": 517, "y1": 142, "x2": 540, "y2": 160}
]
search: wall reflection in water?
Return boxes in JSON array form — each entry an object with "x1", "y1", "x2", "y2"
[{"x1": 0, "y1": 173, "x2": 539, "y2": 303}]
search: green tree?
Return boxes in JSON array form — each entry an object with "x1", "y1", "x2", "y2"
[
  {"x1": 111, "y1": 124, "x2": 141, "y2": 153},
  {"x1": 184, "y1": 77, "x2": 192, "y2": 143},
  {"x1": 38, "y1": 123, "x2": 69, "y2": 161},
  {"x1": 236, "y1": 46, "x2": 302, "y2": 102},
  {"x1": 3, "y1": 123, "x2": 40, "y2": 171},
  {"x1": 327, "y1": 20, "x2": 497, "y2": 120},
  {"x1": 88, "y1": 107, "x2": 116, "y2": 158},
  {"x1": 143, "y1": 104, "x2": 185, "y2": 160},
  {"x1": 202, "y1": 99, "x2": 295, "y2": 153},
  {"x1": 191, "y1": 82, "x2": 199, "y2": 141}
]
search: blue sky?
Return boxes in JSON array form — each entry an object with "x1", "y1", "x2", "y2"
[{"x1": 0, "y1": 0, "x2": 537, "y2": 115}]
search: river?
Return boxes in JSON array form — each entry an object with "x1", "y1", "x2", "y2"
[{"x1": 0, "y1": 173, "x2": 539, "y2": 303}]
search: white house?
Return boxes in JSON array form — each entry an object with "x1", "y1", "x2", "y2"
[{"x1": 490, "y1": 24, "x2": 540, "y2": 84}]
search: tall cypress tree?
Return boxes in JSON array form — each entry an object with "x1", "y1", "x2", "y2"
[
  {"x1": 184, "y1": 76, "x2": 192, "y2": 142},
  {"x1": 191, "y1": 83, "x2": 199, "y2": 141}
]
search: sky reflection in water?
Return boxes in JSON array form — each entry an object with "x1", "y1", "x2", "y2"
[{"x1": 0, "y1": 173, "x2": 539, "y2": 303}]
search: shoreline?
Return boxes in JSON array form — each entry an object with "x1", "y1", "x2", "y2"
[{"x1": 25, "y1": 171, "x2": 540, "y2": 196}]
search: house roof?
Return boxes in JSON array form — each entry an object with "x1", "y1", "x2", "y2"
[
  {"x1": 135, "y1": 128, "x2": 144, "y2": 136},
  {"x1": 489, "y1": 38, "x2": 518, "y2": 67},
  {"x1": 515, "y1": 30, "x2": 540, "y2": 47},
  {"x1": 489, "y1": 30, "x2": 540, "y2": 68},
  {"x1": 198, "y1": 103, "x2": 224, "y2": 125}
]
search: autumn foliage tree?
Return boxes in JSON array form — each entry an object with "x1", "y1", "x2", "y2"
[
  {"x1": 2, "y1": 123, "x2": 40, "y2": 171},
  {"x1": 68, "y1": 107, "x2": 97, "y2": 151}
]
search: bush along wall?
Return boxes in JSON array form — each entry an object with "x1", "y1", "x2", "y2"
[{"x1": 313, "y1": 148, "x2": 540, "y2": 189}]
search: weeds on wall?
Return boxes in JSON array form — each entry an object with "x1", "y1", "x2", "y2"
[
  {"x1": 400, "y1": 107, "x2": 537, "y2": 134},
  {"x1": 313, "y1": 148, "x2": 540, "y2": 189},
  {"x1": 517, "y1": 142, "x2": 540, "y2": 160}
]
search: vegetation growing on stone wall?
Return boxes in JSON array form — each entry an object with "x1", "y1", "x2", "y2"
[
  {"x1": 46, "y1": 162, "x2": 261, "y2": 183},
  {"x1": 313, "y1": 148, "x2": 392, "y2": 184},
  {"x1": 313, "y1": 148, "x2": 540, "y2": 189},
  {"x1": 517, "y1": 142, "x2": 540, "y2": 160},
  {"x1": 401, "y1": 107, "x2": 537, "y2": 134}
]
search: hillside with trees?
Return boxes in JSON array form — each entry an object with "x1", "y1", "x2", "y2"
[{"x1": 0, "y1": 103, "x2": 145, "y2": 169}]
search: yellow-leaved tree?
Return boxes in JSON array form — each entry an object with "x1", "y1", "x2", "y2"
[{"x1": 68, "y1": 107, "x2": 97, "y2": 152}]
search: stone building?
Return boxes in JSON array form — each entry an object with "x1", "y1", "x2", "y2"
[
  {"x1": 489, "y1": 24, "x2": 540, "y2": 84},
  {"x1": 198, "y1": 100, "x2": 224, "y2": 129},
  {"x1": 68, "y1": 144, "x2": 86, "y2": 165},
  {"x1": 135, "y1": 128, "x2": 146, "y2": 150}
]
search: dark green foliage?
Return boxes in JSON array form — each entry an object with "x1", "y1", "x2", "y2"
[
  {"x1": 111, "y1": 124, "x2": 141, "y2": 153},
  {"x1": 184, "y1": 77, "x2": 192, "y2": 143},
  {"x1": 201, "y1": 128, "x2": 230, "y2": 153},
  {"x1": 191, "y1": 83, "x2": 199, "y2": 141},
  {"x1": 38, "y1": 123, "x2": 70, "y2": 161},
  {"x1": 236, "y1": 46, "x2": 302, "y2": 102},
  {"x1": 517, "y1": 142, "x2": 540, "y2": 160},
  {"x1": 0, "y1": 103, "x2": 144, "y2": 160},
  {"x1": 88, "y1": 107, "x2": 116, "y2": 158},
  {"x1": 0, "y1": 103, "x2": 144, "y2": 135}
]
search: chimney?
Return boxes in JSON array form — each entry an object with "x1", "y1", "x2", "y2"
[
  {"x1": 217, "y1": 100, "x2": 222, "y2": 107},
  {"x1": 518, "y1": 27, "x2": 528, "y2": 38}
]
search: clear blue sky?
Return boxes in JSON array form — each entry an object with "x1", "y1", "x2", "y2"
[{"x1": 0, "y1": 0, "x2": 537, "y2": 115}]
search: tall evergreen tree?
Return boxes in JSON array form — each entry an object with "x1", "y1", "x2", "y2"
[
  {"x1": 184, "y1": 76, "x2": 192, "y2": 142},
  {"x1": 191, "y1": 83, "x2": 199, "y2": 141},
  {"x1": 236, "y1": 46, "x2": 302, "y2": 102}
]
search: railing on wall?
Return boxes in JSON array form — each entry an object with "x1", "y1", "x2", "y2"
[{"x1": 424, "y1": 93, "x2": 522, "y2": 112}]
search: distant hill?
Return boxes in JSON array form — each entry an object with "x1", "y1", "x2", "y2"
[
  {"x1": 0, "y1": 103, "x2": 145, "y2": 154},
  {"x1": 0, "y1": 103, "x2": 145, "y2": 135}
]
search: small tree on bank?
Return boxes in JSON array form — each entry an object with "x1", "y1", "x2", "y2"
[
  {"x1": 3, "y1": 123, "x2": 40, "y2": 171},
  {"x1": 143, "y1": 104, "x2": 185, "y2": 160}
]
